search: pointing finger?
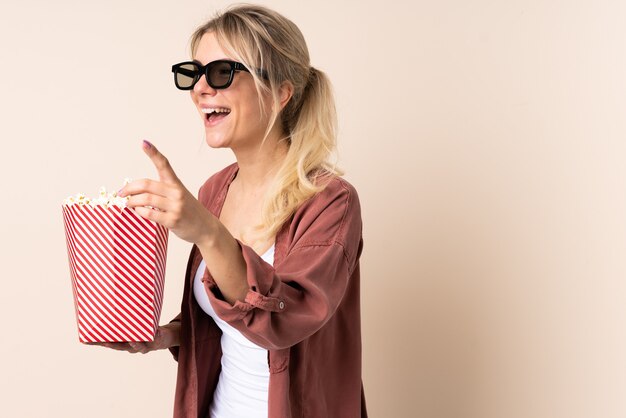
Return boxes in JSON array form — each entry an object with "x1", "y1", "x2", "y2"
[{"x1": 142, "y1": 140, "x2": 182, "y2": 185}]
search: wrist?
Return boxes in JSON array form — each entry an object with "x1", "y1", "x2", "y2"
[
  {"x1": 161, "y1": 322, "x2": 181, "y2": 348},
  {"x1": 196, "y1": 213, "x2": 220, "y2": 249}
]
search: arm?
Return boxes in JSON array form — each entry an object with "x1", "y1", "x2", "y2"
[
  {"x1": 196, "y1": 219, "x2": 250, "y2": 305},
  {"x1": 166, "y1": 313, "x2": 182, "y2": 360},
  {"x1": 199, "y1": 179, "x2": 363, "y2": 350}
]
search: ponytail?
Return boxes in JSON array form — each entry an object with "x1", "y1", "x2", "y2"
[{"x1": 256, "y1": 66, "x2": 344, "y2": 243}]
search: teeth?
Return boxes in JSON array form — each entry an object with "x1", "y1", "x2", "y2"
[{"x1": 201, "y1": 108, "x2": 231, "y2": 114}]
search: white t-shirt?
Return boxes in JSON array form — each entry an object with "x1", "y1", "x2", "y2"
[{"x1": 193, "y1": 245, "x2": 275, "y2": 418}]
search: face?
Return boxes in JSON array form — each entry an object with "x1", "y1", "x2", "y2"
[{"x1": 190, "y1": 32, "x2": 271, "y2": 150}]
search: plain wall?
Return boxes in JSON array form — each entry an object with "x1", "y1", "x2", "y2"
[{"x1": 1, "y1": 0, "x2": 625, "y2": 417}]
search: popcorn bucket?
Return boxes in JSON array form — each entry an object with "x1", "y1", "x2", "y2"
[{"x1": 62, "y1": 204, "x2": 168, "y2": 343}]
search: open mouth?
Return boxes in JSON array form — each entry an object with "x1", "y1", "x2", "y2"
[{"x1": 202, "y1": 107, "x2": 231, "y2": 125}]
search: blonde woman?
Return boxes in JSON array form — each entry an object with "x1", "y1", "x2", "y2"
[{"x1": 96, "y1": 4, "x2": 366, "y2": 417}]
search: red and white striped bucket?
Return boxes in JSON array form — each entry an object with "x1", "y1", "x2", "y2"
[{"x1": 62, "y1": 204, "x2": 168, "y2": 343}]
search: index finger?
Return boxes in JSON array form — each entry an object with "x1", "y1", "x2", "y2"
[{"x1": 142, "y1": 140, "x2": 182, "y2": 185}]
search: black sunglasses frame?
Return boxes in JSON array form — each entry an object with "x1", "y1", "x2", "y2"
[{"x1": 171, "y1": 60, "x2": 267, "y2": 90}]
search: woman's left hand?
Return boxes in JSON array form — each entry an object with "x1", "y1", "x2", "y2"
[{"x1": 118, "y1": 140, "x2": 215, "y2": 245}]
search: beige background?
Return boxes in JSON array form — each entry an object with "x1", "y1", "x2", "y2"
[{"x1": 1, "y1": 0, "x2": 625, "y2": 417}]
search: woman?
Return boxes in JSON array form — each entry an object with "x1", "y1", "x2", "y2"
[{"x1": 97, "y1": 4, "x2": 366, "y2": 417}]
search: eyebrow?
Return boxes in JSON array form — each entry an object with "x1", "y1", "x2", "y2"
[{"x1": 192, "y1": 58, "x2": 233, "y2": 66}]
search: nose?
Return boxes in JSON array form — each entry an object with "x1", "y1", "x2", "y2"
[{"x1": 192, "y1": 73, "x2": 217, "y2": 96}]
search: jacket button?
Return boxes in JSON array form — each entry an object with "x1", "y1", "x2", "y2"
[{"x1": 279, "y1": 301, "x2": 285, "y2": 310}]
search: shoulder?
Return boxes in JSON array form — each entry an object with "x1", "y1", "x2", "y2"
[
  {"x1": 289, "y1": 175, "x2": 362, "y2": 248},
  {"x1": 303, "y1": 175, "x2": 361, "y2": 218},
  {"x1": 197, "y1": 163, "x2": 238, "y2": 205}
]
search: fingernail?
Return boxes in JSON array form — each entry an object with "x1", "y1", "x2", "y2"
[
  {"x1": 143, "y1": 139, "x2": 152, "y2": 149},
  {"x1": 117, "y1": 188, "x2": 124, "y2": 196}
]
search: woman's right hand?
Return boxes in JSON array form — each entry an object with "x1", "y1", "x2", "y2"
[{"x1": 86, "y1": 322, "x2": 181, "y2": 354}]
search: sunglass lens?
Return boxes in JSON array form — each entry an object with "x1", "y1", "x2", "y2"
[
  {"x1": 176, "y1": 63, "x2": 200, "y2": 89},
  {"x1": 207, "y1": 61, "x2": 233, "y2": 88}
]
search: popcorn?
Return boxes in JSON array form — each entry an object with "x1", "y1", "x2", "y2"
[{"x1": 63, "y1": 178, "x2": 132, "y2": 208}]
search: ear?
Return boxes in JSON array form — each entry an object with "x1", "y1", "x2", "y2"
[{"x1": 278, "y1": 80, "x2": 294, "y2": 111}]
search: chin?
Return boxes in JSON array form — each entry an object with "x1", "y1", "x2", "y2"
[{"x1": 204, "y1": 130, "x2": 233, "y2": 149}]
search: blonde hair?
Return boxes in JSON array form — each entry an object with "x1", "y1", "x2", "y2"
[{"x1": 190, "y1": 4, "x2": 344, "y2": 244}]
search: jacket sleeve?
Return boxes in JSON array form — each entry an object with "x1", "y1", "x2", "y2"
[{"x1": 202, "y1": 179, "x2": 363, "y2": 350}]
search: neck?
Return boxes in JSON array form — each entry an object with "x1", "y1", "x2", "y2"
[{"x1": 231, "y1": 132, "x2": 289, "y2": 194}]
